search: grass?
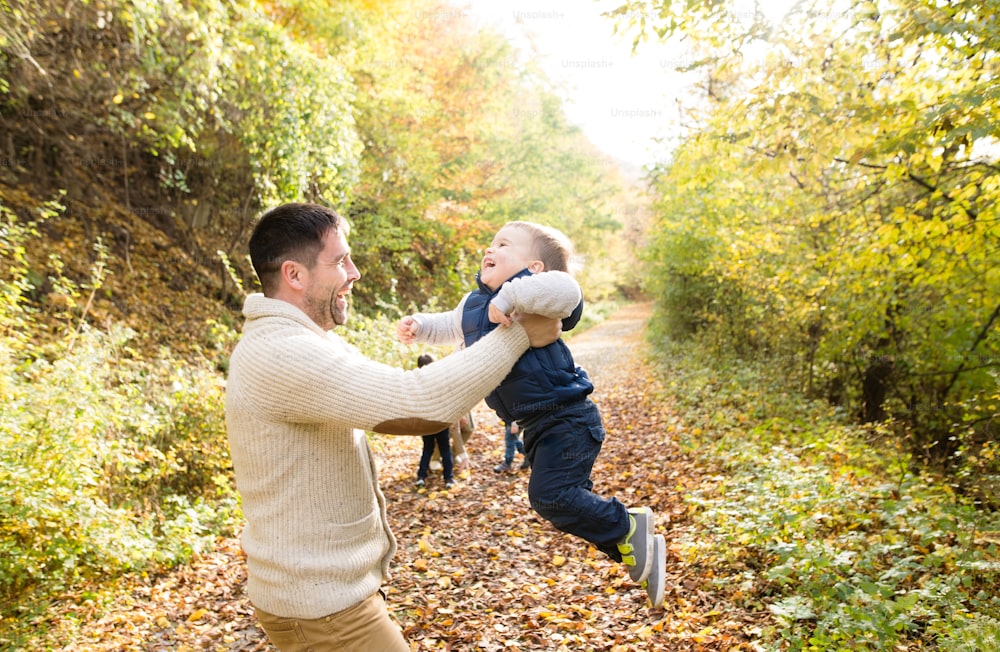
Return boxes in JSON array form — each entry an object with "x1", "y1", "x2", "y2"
[{"x1": 648, "y1": 337, "x2": 1000, "y2": 651}]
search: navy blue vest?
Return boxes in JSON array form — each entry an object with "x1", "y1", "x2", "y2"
[{"x1": 462, "y1": 269, "x2": 593, "y2": 424}]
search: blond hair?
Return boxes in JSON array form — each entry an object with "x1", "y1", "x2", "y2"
[{"x1": 505, "y1": 221, "x2": 573, "y2": 272}]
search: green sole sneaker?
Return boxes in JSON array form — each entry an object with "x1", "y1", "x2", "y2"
[
  {"x1": 617, "y1": 506, "x2": 655, "y2": 583},
  {"x1": 642, "y1": 533, "x2": 666, "y2": 607}
]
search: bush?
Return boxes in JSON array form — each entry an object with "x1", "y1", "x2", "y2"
[
  {"x1": 0, "y1": 202, "x2": 238, "y2": 613},
  {"x1": 651, "y1": 339, "x2": 1000, "y2": 650}
]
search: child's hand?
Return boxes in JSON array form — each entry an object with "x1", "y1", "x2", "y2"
[
  {"x1": 396, "y1": 316, "x2": 419, "y2": 344},
  {"x1": 488, "y1": 303, "x2": 512, "y2": 326}
]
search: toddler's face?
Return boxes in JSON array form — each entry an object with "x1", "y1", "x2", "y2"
[{"x1": 480, "y1": 225, "x2": 538, "y2": 291}]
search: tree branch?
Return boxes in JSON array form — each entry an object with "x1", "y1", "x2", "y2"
[{"x1": 942, "y1": 302, "x2": 1000, "y2": 399}]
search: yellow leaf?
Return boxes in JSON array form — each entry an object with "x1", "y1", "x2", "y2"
[
  {"x1": 635, "y1": 624, "x2": 654, "y2": 640},
  {"x1": 112, "y1": 93, "x2": 124, "y2": 104},
  {"x1": 187, "y1": 608, "x2": 208, "y2": 622},
  {"x1": 143, "y1": 112, "x2": 156, "y2": 120},
  {"x1": 418, "y1": 537, "x2": 439, "y2": 557},
  {"x1": 552, "y1": 554, "x2": 566, "y2": 567}
]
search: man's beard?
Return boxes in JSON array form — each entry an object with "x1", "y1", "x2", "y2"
[
  {"x1": 332, "y1": 293, "x2": 349, "y2": 325},
  {"x1": 305, "y1": 290, "x2": 349, "y2": 329}
]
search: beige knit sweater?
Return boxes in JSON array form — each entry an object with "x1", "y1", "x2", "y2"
[{"x1": 225, "y1": 294, "x2": 530, "y2": 618}]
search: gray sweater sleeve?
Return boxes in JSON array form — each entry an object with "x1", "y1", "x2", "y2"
[
  {"x1": 410, "y1": 294, "x2": 468, "y2": 345},
  {"x1": 490, "y1": 271, "x2": 582, "y2": 319}
]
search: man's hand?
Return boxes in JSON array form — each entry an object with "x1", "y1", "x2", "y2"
[{"x1": 512, "y1": 311, "x2": 561, "y2": 348}]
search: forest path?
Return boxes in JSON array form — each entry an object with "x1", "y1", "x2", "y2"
[{"x1": 57, "y1": 303, "x2": 760, "y2": 651}]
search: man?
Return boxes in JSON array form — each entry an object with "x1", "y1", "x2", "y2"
[{"x1": 224, "y1": 202, "x2": 560, "y2": 651}]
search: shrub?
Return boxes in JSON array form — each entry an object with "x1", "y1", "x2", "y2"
[
  {"x1": 0, "y1": 201, "x2": 238, "y2": 613},
  {"x1": 652, "y1": 340, "x2": 1000, "y2": 650}
]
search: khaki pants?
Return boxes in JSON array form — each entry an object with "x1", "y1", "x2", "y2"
[{"x1": 254, "y1": 592, "x2": 409, "y2": 651}]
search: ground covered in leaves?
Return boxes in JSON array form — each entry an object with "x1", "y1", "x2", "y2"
[{"x1": 38, "y1": 303, "x2": 766, "y2": 651}]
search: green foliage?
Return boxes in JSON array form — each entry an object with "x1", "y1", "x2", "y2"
[
  {"x1": 335, "y1": 1, "x2": 634, "y2": 311},
  {"x1": 0, "y1": 0, "x2": 638, "y2": 612},
  {"x1": 2, "y1": 0, "x2": 636, "y2": 324},
  {"x1": 0, "y1": 0, "x2": 636, "y2": 641},
  {"x1": 96, "y1": 0, "x2": 357, "y2": 203},
  {"x1": 220, "y1": 4, "x2": 362, "y2": 206},
  {"x1": 936, "y1": 616, "x2": 1000, "y2": 652},
  {"x1": 0, "y1": 202, "x2": 238, "y2": 614},
  {"x1": 632, "y1": 0, "x2": 1000, "y2": 491},
  {"x1": 112, "y1": 0, "x2": 362, "y2": 205},
  {"x1": 651, "y1": 339, "x2": 1000, "y2": 650},
  {"x1": 0, "y1": 206, "x2": 38, "y2": 352}
]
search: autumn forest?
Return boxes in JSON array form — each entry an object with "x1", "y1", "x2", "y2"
[{"x1": 1, "y1": 0, "x2": 998, "y2": 649}]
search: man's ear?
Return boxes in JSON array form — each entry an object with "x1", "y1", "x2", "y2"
[
  {"x1": 527, "y1": 260, "x2": 545, "y2": 273},
  {"x1": 281, "y1": 260, "x2": 306, "y2": 290}
]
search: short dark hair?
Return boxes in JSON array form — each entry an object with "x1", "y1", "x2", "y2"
[
  {"x1": 417, "y1": 353, "x2": 435, "y2": 368},
  {"x1": 249, "y1": 203, "x2": 347, "y2": 295}
]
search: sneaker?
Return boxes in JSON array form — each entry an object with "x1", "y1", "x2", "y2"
[
  {"x1": 444, "y1": 479, "x2": 456, "y2": 489},
  {"x1": 642, "y1": 534, "x2": 666, "y2": 607},
  {"x1": 414, "y1": 478, "x2": 425, "y2": 488},
  {"x1": 617, "y1": 507, "x2": 655, "y2": 583},
  {"x1": 519, "y1": 458, "x2": 531, "y2": 470},
  {"x1": 493, "y1": 461, "x2": 513, "y2": 473}
]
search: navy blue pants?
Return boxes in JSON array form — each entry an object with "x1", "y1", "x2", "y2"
[
  {"x1": 418, "y1": 427, "x2": 453, "y2": 482},
  {"x1": 503, "y1": 422, "x2": 525, "y2": 464},
  {"x1": 522, "y1": 400, "x2": 630, "y2": 561}
]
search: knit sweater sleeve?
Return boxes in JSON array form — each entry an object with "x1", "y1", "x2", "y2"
[
  {"x1": 227, "y1": 295, "x2": 527, "y2": 436},
  {"x1": 409, "y1": 295, "x2": 466, "y2": 345},
  {"x1": 490, "y1": 270, "x2": 582, "y2": 319}
]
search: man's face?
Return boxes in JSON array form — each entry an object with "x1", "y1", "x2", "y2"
[
  {"x1": 480, "y1": 225, "x2": 538, "y2": 291},
  {"x1": 302, "y1": 228, "x2": 360, "y2": 329}
]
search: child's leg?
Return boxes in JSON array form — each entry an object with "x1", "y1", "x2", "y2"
[
  {"x1": 436, "y1": 428, "x2": 454, "y2": 482},
  {"x1": 527, "y1": 404, "x2": 631, "y2": 561},
  {"x1": 515, "y1": 430, "x2": 526, "y2": 468},
  {"x1": 417, "y1": 434, "x2": 436, "y2": 480},
  {"x1": 503, "y1": 427, "x2": 517, "y2": 465}
]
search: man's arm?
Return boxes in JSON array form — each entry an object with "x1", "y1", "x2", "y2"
[{"x1": 229, "y1": 305, "x2": 559, "y2": 437}]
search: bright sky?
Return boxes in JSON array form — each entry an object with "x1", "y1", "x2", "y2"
[{"x1": 454, "y1": 0, "x2": 798, "y2": 169}]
